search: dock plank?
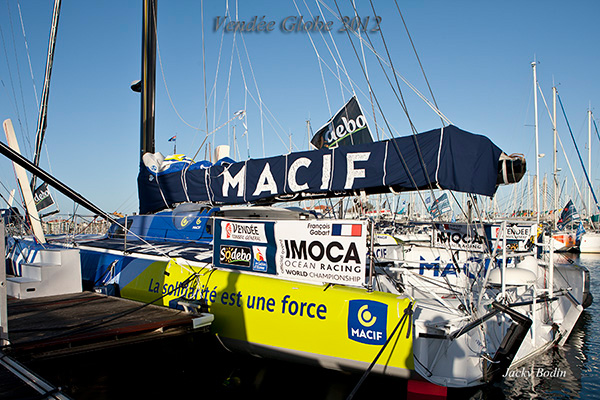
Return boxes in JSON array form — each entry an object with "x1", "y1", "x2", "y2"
[{"x1": 5, "y1": 292, "x2": 205, "y2": 358}]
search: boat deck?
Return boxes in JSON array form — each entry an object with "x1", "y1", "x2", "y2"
[
  {"x1": 77, "y1": 237, "x2": 213, "y2": 262},
  {"x1": 4, "y1": 291, "x2": 211, "y2": 359}
]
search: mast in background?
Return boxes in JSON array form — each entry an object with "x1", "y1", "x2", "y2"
[
  {"x1": 532, "y1": 61, "x2": 540, "y2": 225},
  {"x1": 588, "y1": 107, "x2": 592, "y2": 217},
  {"x1": 552, "y1": 86, "x2": 558, "y2": 228}
]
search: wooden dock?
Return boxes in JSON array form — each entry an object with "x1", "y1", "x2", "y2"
[{"x1": 4, "y1": 291, "x2": 212, "y2": 360}]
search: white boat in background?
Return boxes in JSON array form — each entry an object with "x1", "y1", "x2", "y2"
[
  {"x1": 580, "y1": 232, "x2": 600, "y2": 253},
  {"x1": 552, "y1": 230, "x2": 578, "y2": 252}
]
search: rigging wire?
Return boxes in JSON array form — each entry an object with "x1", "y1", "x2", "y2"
[
  {"x1": 557, "y1": 93, "x2": 599, "y2": 212},
  {"x1": 236, "y1": 30, "x2": 266, "y2": 157},
  {"x1": 537, "y1": 85, "x2": 591, "y2": 217},
  {"x1": 16, "y1": 2, "x2": 39, "y2": 110},
  {"x1": 352, "y1": 0, "x2": 379, "y2": 140},
  {"x1": 393, "y1": 0, "x2": 444, "y2": 127},
  {"x1": 316, "y1": 0, "x2": 452, "y2": 126},
  {"x1": 332, "y1": 0, "x2": 442, "y2": 224},
  {"x1": 294, "y1": 0, "x2": 333, "y2": 117},
  {"x1": 313, "y1": 0, "x2": 356, "y2": 107},
  {"x1": 200, "y1": 0, "x2": 210, "y2": 156},
  {"x1": 327, "y1": 1, "x2": 480, "y2": 298},
  {"x1": 210, "y1": 1, "x2": 228, "y2": 150},
  {"x1": 5, "y1": 0, "x2": 31, "y2": 148},
  {"x1": 0, "y1": 11, "x2": 30, "y2": 158}
]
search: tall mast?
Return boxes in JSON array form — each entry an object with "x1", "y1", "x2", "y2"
[
  {"x1": 553, "y1": 86, "x2": 558, "y2": 227},
  {"x1": 532, "y1": 61, "x2": 540, "y2": 225},
  {"x1": 140, "y1": 0, "x2": 157, "y2": 161},
  {"x1": 31, "y1": 0, "x2": 61, "y2": 190},
  {"x1": 588, "y1": 107, "x2": 592, "y2": 217}
]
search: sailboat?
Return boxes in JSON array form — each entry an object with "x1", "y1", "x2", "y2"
[
  {"x1": 1, "y1": 0, "x2": 588, "y2": 392},
  {"x1": 579, "y1": 109, "x2": 600, "y2": 253}
]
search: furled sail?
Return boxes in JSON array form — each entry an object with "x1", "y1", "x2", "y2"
[{"x1": 138, "y1": 125, "x2": 525, "y2": 214}]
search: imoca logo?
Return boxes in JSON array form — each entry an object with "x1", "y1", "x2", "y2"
[{"x1": 347, "y1": 300, "x2": 387, "y2": 345}]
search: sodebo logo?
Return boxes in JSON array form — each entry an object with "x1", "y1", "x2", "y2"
[
  {"x1": 347, "y1": 300, "x2": 387, "y2": 345},
  {"x1": 325, "y1": 115, "x2": 367, "y2": 147}
]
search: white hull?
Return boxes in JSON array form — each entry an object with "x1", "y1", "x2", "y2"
[
  {"x1": 580, "y1": 232, "x2": 600, "y2": 253},
  {"x1": 374, "y1": 239, "x2": 589, "y2": 376}
]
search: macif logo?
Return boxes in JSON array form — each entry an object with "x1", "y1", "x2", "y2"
[{"x1": 348, "y1": 300, "x2": 387, "y2": 345}]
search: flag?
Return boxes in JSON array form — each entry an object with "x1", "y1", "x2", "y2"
[
  {"x1": 168, "y1": 135, "x2": 177, "y2": 142},
  {"x1": 557, "y1": 200, "x2": 580, "y2": 230},
  {"x1": 33, "y1": 182, "x2": 56, "y2": 213},
  {"x1": 576, "y1": 222, "x2": 586, "y2": 242},
  {"x1": 311, "y1": 96, "x2": 373, "y2": 149},
  {"x1": 332, "y1": 223, "x2": 362, "y2": 237},
  {"x1": 429, "y1": 193, "x2": 451, "y2": 218},
  {"x1": 398, "y1": 200, "x2": 406, "y2": 214}
]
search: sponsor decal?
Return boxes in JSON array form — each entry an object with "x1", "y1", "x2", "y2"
[
  {"x1": 221, "y1": 221, "x2": 267, "y2": 243},
  {"x1": 491, "y1": 225, "x2": 535, "y2": 240},
  {"x1": 252, "y1": 246, "x2": 268, "y2": 272},
  {"x1": 33, "y1": 182, "x2": 55, "y2": 212},
  {"x1": 348, "y1": 300, "x2": 387, "y2": 345},
  {"x1": 192, "y1": 217, "x2": 204, "y2": 230},
  {"x1": 311, "y1": 96, "x2": 373, "y2": 149},
  {"x1": 180, "y1": 216, "x2": 191, "y2": 228},
  {"x1": 276, "y1": 220, "x2": 367, "y2": 286},
  {"x1": 219, "y1": 245, "x2": 252, "y2": 268},
  {"x1": 432, "y1": 226, "x2": 486, "y2": 252}
]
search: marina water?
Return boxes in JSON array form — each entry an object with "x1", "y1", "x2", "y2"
[{"x1": 22, "y1": 254, "x2": 600, "y2": 400}]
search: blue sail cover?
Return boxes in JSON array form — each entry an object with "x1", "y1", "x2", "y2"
[{"x1": 138, "y1": 125, "x2": 505, "y2": 214}]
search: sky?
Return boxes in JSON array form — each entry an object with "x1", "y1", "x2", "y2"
[{"x1": 0, "y1": 0, "x2": 599, "y2": 218}]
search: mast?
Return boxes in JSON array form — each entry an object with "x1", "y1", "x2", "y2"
[
  {"x1": 140, "y1": 0, "x2": 157, "y2": 161},
  {"x1": 31, "y1": 0, "x2": 61, "y2": 191},
  {"x1": 553, "y1": 86, "x2": 558, "y2": 228},
  {"x1": 532, "y1": 61, "x2": 540, "y2": 225},
  {"x1": 588, "y1": 107, "x2": 592, "y2": 218}
]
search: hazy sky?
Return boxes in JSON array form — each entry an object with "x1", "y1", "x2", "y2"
[{"x1": 1, "y1": 0, "x2": 599, "y2": 216}]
